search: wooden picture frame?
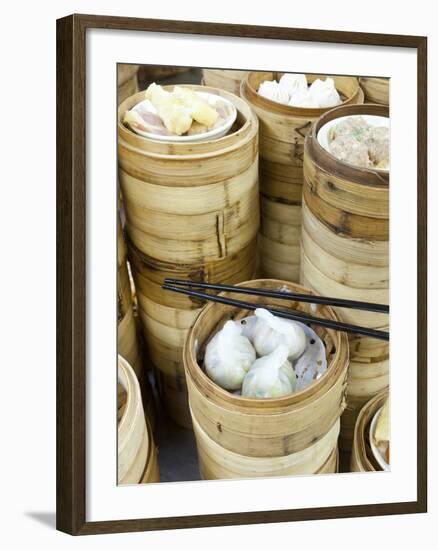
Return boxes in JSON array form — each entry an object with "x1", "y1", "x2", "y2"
[{"x1": 56, "y1": 13, "x2": 427, "y2": 535}]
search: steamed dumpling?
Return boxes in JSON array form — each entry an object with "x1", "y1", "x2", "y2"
[
  {"x1": 258, "y1": 80, "x2": 289, "y2": 105},
  {"x1": 253, "y1": 308, "x2": 306, "y2": 360},
  {"x1": 204, "y1": 321, "x2": 256, "y2": 390},
  {"x1": 242, "y1": 344, "x2": 296, "y2": 398},
  {"x1": 308, "y1": 77, "x2": 341, "y2": 108},
  {"x1": 144, "y1": 82, "x2": 192, "y2": 135},
  {"x1": 288, "y1": 89, "x2": 319, "y2": 108},
  {"x1": 173, "y1": 86, "x2": 218, "y2": 127},
  {"x1": 279, "y1": 73, "x2": 308, "y2": 97}
]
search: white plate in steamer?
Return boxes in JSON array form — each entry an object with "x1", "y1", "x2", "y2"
[
  {"x1": 128, "y1": 91, "x2": 237, "y2": 142},
  {"x1": 369, "y1": 406, "x2": 390, "y2": 471},
  {"x1": 317, "y1": 114, "x2": 390, "y2": 172}
]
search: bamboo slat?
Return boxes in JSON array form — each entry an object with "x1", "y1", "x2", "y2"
[
  {"x1": 193, "y1": 414, "x2": 340, "y2": 479},
  {"x1": 118, "y1": 65, "x2": 139, "y2": 105},
  {"x1": 359, "y1": 77, "x2": 390, "y2": 105}
]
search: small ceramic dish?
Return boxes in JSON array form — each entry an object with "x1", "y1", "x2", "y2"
[
  {"x1": 128, "y1": 91, "x2": 237, "y2": 142},
  {"x1": 317, "y1": 114, "x2": 390, "y2": 173}
]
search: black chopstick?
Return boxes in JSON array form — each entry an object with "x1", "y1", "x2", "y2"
[
  {"x1": 163, "y1": 278, "x2": 389, "y2": 314},
  {"x1": 162, "y1": 283, "x2": 389, "y2": 341}
]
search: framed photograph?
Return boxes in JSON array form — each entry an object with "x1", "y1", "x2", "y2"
[{"x1": 56, "y1": 14, "x2": 427, "y2": 535}]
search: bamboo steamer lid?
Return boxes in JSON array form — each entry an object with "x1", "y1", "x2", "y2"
[{"x1": 184, "y1": 279, "x2": 349, "y2": 458}]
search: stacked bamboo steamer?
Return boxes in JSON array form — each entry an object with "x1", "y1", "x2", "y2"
[
  {"x1": 118, "y1": 65, "x2": 139, "y2": 105},
  {"x1": 184, "y1": 279, "x2": 349, "y2": 479},
  {"x1": 359, "y1": 77, "x2": 389, "y2": 105},
  {"x1": 300, "y1": 103, "x2": 389, "y2": 452},
  {"x1": 241, "y1": 73, "x2": 364, "y2": 281},
  {"x1": 118, "y1": 85, "x2": 259, "y2": 428},
  {"x1": 202, "y1": 69, "x2": 249, "y2": 95},
  {"x1": 351, "y1": 389, "x2": 389, "y2": 472},
  {"x1": 118, "y1": 356, "x2": 160, "y2": 484},
  {"x1": 118, "y1": 215, "x2": 142, "y2": 377},
  {"x1": 118, "y1": 216, "x2": 156, "y2": 426}
]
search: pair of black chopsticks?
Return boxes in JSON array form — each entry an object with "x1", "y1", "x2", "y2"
[{"x1": 162, "y1": 279, "x2": 389, "y2": 341}]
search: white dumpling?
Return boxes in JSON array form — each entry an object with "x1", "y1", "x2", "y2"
[
  {"x1": 288, "y1": 89, "x2": 319, "y2": 108},
  {"x1": 253, "y1": 308, "x2": 306, "y2": 360},
  {"x1": 258, "y1": 80, "x2": 289, "y2": 105},
  {"x1": 308, "y1": 77, "x2": 341, "y2": 108},
  {"x1": 279, "y1": 73, "x2": 308, "y2": 97},
  {"x1": 242, "y1": 344, "x2": 296, "y2": 398},
  {"x1": 204, "y1": 321, "x2": 256, "y2": 390}
]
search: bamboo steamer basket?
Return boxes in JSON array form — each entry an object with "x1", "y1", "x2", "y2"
[
  {"x1": 129, "y1": 237, "x2": 257, "y2": 428},
  {"x1": 194, "y1": 413, "x2": 340, "y2": 479},
  {"x1": 301, "y1": 103, "x2": 389, "y2": 452},
  {"x1": 359, "y1": 77, "x2": 389, "y2": 105},
  {"x1": 118, "y1": 218, "x2": 142, "y2": 377},
  {"x1": 119, "y1": 87, "x2": 260, "y2": 426},
  {"x1": 117, "y1": 356, "x2": 159, "y2": 484},
  {"x1": 241, "y1": 72, "x2": 364, "y2": 281},
  {"x1": 184, "y1": 279, "x2": 349, "y2": 461},
  {"x1": 258, "y1": 196, "x2": 302, "y2": 281},
  {"x1": 118, "y1": 85, "x2": 259, "y2": 264},
  {"x1": 118, "y1": 65, "x2": 139, "y2": 105},
  {"x1": 118, "y1": 218, "x2": 156, "y2": 427},
  {"x1": 202, "y1": 69, "x2": 250, "y2": 95},
  {"x1": 351, "y1": 389, "x2": 389, "y2": 472}
]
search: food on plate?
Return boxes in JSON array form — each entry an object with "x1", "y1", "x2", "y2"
[
  {"x1": 124, "y1": 83, "x2": 229, "y2": 138},
  {"x1": 328, "y1": 116, "x2": 389, "y2": 169}
]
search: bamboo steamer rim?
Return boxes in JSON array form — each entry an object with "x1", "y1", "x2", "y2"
[
  {"x1": 306, "y1": 103, "x2": 390, "y2": 188},
  {"x1": 118, "y1": 85, "x2": 258, "y2": 159},
  {"x1": 242, "y1": 72, "x2": 363, "y2": 117},
  {"x1": 184, "y1": 279, "x2": 349, "y2": 411},
  {"x1": 118, "y1": 355, "x2": 148, "y2": 452},
  {"x1": 352, "y1": 388, "x2": 389, "y2": 471}
]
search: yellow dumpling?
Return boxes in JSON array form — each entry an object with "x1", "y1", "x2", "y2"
[
  {"x1": 173, "y1": 86, "x2": 218, "y2": 127},
  {"x1": 144, "y1": 83, "x2": 193, "y2": 135}
]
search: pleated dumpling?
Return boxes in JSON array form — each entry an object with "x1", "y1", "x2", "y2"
[
  {"x1": 252, "y1": 308, "x2": 306, "y2": 361},
  {"x1": 242, "y1": 344, "x2": 296, "y2": 398},
  {"x1": 204, "y1": 321, "x2": 256, "y2": 390},
  {"x1": 279, "y1": 73, "x2": 308, "y2": 97},
  {"x1": 258, "y1": 80, "x2": 289, "y2": 105}
]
